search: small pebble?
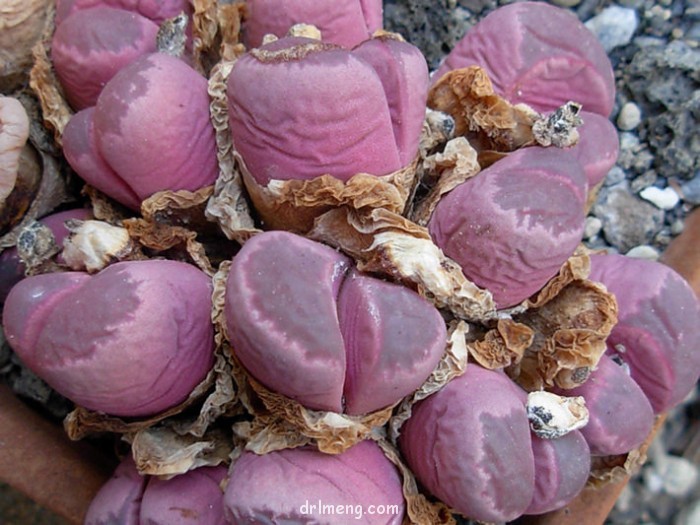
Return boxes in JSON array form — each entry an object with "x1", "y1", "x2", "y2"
[
  {"x1": 680, "y1": 176, "x2": 700, "y2": 205},
  {"x1": 639, "y1": 186, "x2": 680, "y2": 210},
  {"x1": 617, "y1": 102, "x2": 642, "y2": 130},
  {"x1": 670, "y1": 219, "x2": 685, "y2": 235},
  {"x1": 551, "y1": 0, "x2": 582, "y2": 6},
  {"x1": 605, "y1": 166, "x2": 627, "y2": 186},
  {"x1": 631, "y1": 170, "x2": 658, "y2": 193},
  {"x1": 585, "y1": 5, "x2": 639, "y2": 52},
  {"x1": 584, "y1": 216, "x2": 603, "y2": 238},
  {"x1": 659, "y1": 455, "x2": 699, "y2": 498},
  {"x1": 625, "y1": 245, "x2": 660, "y2": 260},
  {"x1": 675, "y1": 499, "x2": 700, "y2": 525}
]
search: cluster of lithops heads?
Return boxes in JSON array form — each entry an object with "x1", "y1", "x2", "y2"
[{"x1": 2, "y1": 0, "x2": 700, "y2": 523}]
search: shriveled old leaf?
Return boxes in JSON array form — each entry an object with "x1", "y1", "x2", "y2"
[
  {"x1": 428, "y1": 66, "x2": 539, "y2": 153},
  {"x1": 588, "y1": 446, "x2": 648, "y2": 489},
  {"x1": 467, "y1": 318, "x2": 533, "y2": 370},
  {"x1": 308, "y1": 207, "x2": 497, "y2": 321},
  {"x1": 241, "y1": 154, "x2": 418, "y2": 234},
  {"x1": 525, "y1": 248, "x2": 592, "y2": 309}
]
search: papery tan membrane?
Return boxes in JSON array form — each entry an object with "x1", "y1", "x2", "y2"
[{"x1": 308, "y1": 206, "x2": 497, "y2": 322}]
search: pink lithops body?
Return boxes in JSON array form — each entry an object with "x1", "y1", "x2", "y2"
[
  {"x1": 337, "y1": 269, "x2": 446, "y2": 415},
  {"x1": 55, "y1": 0, "x2": 191, "y2": 26},
  {"x1": 553, "y1": 354, "x2": 654, "y2": 456},
  {"x1": 243, "y1": 0, "x2": 383, "y2": 49},
  {"x1": 2, "y1": 260, "x2": 215, "y2": 417},
  {"x1": 526, "y1": 430, "x2": 591, "y2": 515},
  {"x1": 589, "y1": 253, "x2": 700, "y2": 413},
  {"x1": 570, "y1": 111, "x2": 619, "y2": 187},
  {"x1": 51, "y1": 7, "x2": 159, "y2": 110},
  {"x1": 224, "y1": 441, "x2": 404, "y2": 524},
  {"x1": 63, "y1": 53, "x2": 218, "y2": 207},
  {"x1": 227, "y1": 36, "x2": 428, "y2": 184},
  {"x1": 84, "y1": 456, "x2": 145, "y2": 525},
  {"x1": 428, "y1": 146, "x2": 587, "y2": 308},
  {"x1": 398, "y1": 365, "x2": 535, "y2": 523},
  {"x1": 225, "y1": 230, "x2": 350, "y2": 413},
  {"x1": 140, "y1": 466, "x2": 227, "y2": 525},
  {"x1": 224, "y1": 231, "x2": 446, "y2": 414},
  {"x1": 433, "y1": 2, "x2": 615, "y2": 116}
]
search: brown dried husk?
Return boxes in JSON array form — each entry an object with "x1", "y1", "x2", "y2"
[
  {"x1": 466, "y1": 318, "x2": 534, "y2": 370},
  {"x1": 129, "y1": 425, "x2": 234, "y2": 478},
  {"x1": 376, "y1": 439, "x2": 456, "y2": 525},
  {"x1": 191, "y1": 0, "x2": 246, "y2": 74},
  {"x1": 587, "y1": 448, "x2": 648, "y2": 488},
  {"x1": 241, "y1": 153, "x2": 420, "y2": 234},
  {"x1": 410, "y1": 137, "x2": 481, "y2": 226},
  {"x1": 389, "y1": 320, "x2": 469, "y2": 443},
  {"x1": 308, "y1": 206, "x2": 497, "y2": 321},
  {"x1": 427, "y1": 65, "x2": 540, "y2": 154},
  {"x1": 508, "y1": 252, "x2": 619, "y2": 391}
]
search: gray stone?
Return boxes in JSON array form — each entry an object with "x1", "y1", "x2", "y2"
[
  {"x1": 605, "y1": 166, "x2": 627, "y2": 186},
  {"x1": 617, "y1": 101, "x2": 642, "y2": 130},
  {"x1": 680, "y1": 175, "x2": 700, "y2": 205},
  {"x1": 659, "y1": 455, "x2": 699, "y2": 498},
  {"x1": 593, "y1": 184, "x2": 665, "y2": 251},
  {"x1": 670, "y1": 219, "x2": 685, "y2": 235},
  {"x1": 585, "y1": 5, "x2": 639, "y2": 52},
  {"x1": 584, "y1": 216, "x2": 603, "y2": 239},
  {"x1": 630, "y1": 170, "x2": 658, "y2": 193}
]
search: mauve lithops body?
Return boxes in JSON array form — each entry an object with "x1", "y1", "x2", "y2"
[
  {"x1": 2, "y1": 260, "x2": 215, "y2": 417},
  {"x1": 225, "y1": 231, "x2": 446, "y2": 415},
  {"x1": 398, "y1": 365, "x2": 535, "y2": 522},
  {"x1": 526, "y1": 430, "x2": 591, "y2": 515},
  {"x1": 84, "y1": 457, "x2": 145, "y2": 525},
  {"x1": 62, "y1": 52, "x2": 218, "y2": 208},
  {"x1": 243, "y1": 0, "x2": 383, "y2": 49},
  {"x1": 227, "y1": 35, "x2": 427, "y2": 184},
  {"x1": 428, "y1": 146, "x2": 587, "y2": 308},
  {"x1": 224, "y1": 441, "x2": 404, "y2": 524},
  {"x1": 589, "y1": 253, "x2": 700, "y2": 413},
  {"x1": 571, "y1": 111, "x2": 620, "y2": 188},
  {"x1": 432, "y1": 2, "x2": 615, "y2": 116},
  {"x1": 51, "y1": 7, "x2": 159, "y2": 110},
  {"x1": 553, "y1": 354, "x2": 654, "y2": 456},
  {"x1": 55, "y1": 0, "x2": 191, "y2": 26}
]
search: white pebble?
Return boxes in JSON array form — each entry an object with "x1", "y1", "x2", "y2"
[
  {"x1": 659, "y1": 455, "x2": 699, "y2": 498},
  {"x1": 625, "y1": 245, "x2": 660, "y2": 260},
  {"x1": 639, "y1": 186, "x2": 680, "y2": 210},
  {"x1": 617, "y1": 102, "x2": 642, "y2": 130},
  {"x1": 585, "y1": 6, "x2": 639, "y2": 52},
  {"x1": 584, "y1": 216, "x2": 603, "y2": 239}
]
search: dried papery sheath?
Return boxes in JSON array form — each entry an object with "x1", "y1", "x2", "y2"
[
  {"x1": 531, "y1": 101, "x2": 582, "y2": 148},
  {"x1": 61, "y1": 219, "x2": 135, "y2": 272},
  {"x1": 527, "y1": 391, "x2": 589, "y2": 439},
  {"x1": 308, "y1": 207, "x2": 497, "y2": 321},
  {"x1": 466, "y1": 318, "x2": 534, "y2": 370},
  {"x1": 156, "y1": 11, "x2": 188, "y2": 57},
  {"x1": 15, "y1": 220, "x2": 60, "y2": 274},
  {"x1": 0, "y1": 97, "x2": 30, "y2": 203}
]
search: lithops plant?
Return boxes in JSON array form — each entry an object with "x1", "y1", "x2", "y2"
[
  {"x1": 427, "y1": 146, "x2": 588, "y2": 308},
  {"x1": 55, "y1": 0, "x2": 192, "y2": 26},
  {"x1": 62, "y1": 52, "x2": 218, "y2": 209},
  {"x1": 243, "y1": 0, "x2": 383, "y2": 49},
  {"x1": 227, "y1": 34, "x2": 428, "y2": 184},
  {"x1": 224, "y1": 230, "x2": 446, "y2": 415},
  {"x1": 51, "y1": 7, "x2": 160, "y2": 110},
  {"x1": 224, "y1": 441, "x2": 404, "y2": 524},
  {"x1": 85, "y1": 456, "x2": 227, "y2": 525},
  {"x1": 2, "y1": 260, "x2": 215, "y2": 417},
  {"x1": 432, "y1": 1, "x2": 615, "y2": 117},
  {"x1": 588, "y1": 253, "x2": 700, "y2": 414}
]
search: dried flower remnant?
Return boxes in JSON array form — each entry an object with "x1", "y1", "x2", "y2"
[
  {"x1": 526, "y1": 391, "x2": 589, "y2": 440},
  {"x1": 51, "y1": 7, "x2": 159, "y2": 110},
  {"x1": 224, "y1": 441, "x2": 404, "y2": 524},
  {"x1": 432, "y1": 2, "x2": 615, "y2": 117},
  {"x1": 398, "y1": 365, "x2": 535, "y2": 523},
  {"x1": 588, "y1": 253, "x2": 700, "y2": 413},
  {"x1": 0, "y1": 97, "x2": 30, "y2": 204},
  {"x1": 552, "y1": 354, "x2": 654, "y2": 456},
  {"x1": 428, "y1": 146, "x2": 587, "y2": 308},
  {"x1": 224, "y1": 231, "x2": 446, "y2": 415},
  {"x1": 243, "y1": 0, "x2": 383, "y2": 49},
  {"x1": 2, "y1": 260, "x2": 215, "y2": 417},
  {"x1": 227, "y1": 35, "x2": 428, "y2": 184},
  {"x1": 62, "y1": 53, "x2": 218, "y2": 208},
  {"x1": 61, "y1": 219, "x2": 136, "y2": 272}
]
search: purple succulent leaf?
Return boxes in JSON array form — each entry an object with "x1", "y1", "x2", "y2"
[
  {"x1": 589, "y1": 253, "x2": 700, "y2": 413},
  {"x1": 526, "y1": 430, "x2": 590, "y2": 515},
  {"x1": 227, "y1": 37, "x2": 404, "y2": 184},
  {"x1": 243, "y1": 0, "x2": 383, "y2": 49},
  {"x1": 428, "y1": 146, "x2": 587, "y2": 308},
  {"x1": 51, "y1": 7, "x2": 159, "y2": 110},
  {"x1": 223, "y1": 441, "x2": 404, "y2": 524},
  {"x1": 433, "y1": 2, "x2": 615, "y2": 116},
  {"x1": 337, "y1": 268, "x2": 446, "y2": 415},
  {"x1": 56, "y1": 0, "x2": 192, "y2": 26},
  {"x1": 553, "y1": 354, "x2": 654, "y2": 455},
  {"x1": 570, "y1": 111, "x2": 619, "y2": 187},
  {"x1": 84, "y1": 456, "x2": 146, "y2": 525},
  {"x1": 2, "y1": 260, "x2": 215, "y2": 417},
  {"x1": 398, "y1": 365, "x2": 535, "y2": 523}
]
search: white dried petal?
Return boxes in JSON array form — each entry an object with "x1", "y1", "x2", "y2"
[
  {"x1": 287, "y1": 23, "x2": 322, "y2": 40},
  {"x1": 62, "y1": 219, "x2": 134, "y2": 272},
  {"x1": 527, "y1": 390, "x2": 589, "y2": 439}
]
